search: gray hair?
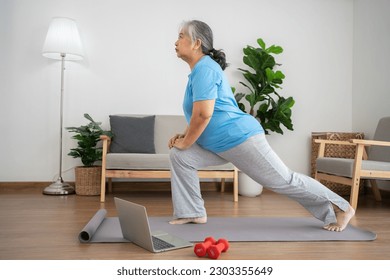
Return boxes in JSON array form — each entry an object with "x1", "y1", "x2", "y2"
[{"x1": 180, "y1": 20, "x2": 228, "y2": 70}]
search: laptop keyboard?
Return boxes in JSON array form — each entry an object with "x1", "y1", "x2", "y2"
[{"x1": 152, "y1": 236, "x2": 175, "y2": 250}]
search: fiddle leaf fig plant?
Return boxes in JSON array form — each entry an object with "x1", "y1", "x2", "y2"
[
  {"x1": 66, "y1": 113, "x2": 113, "y2": 167},
  {"x1": 234, "y1": 38, "x2": 295, "y2": 134}
]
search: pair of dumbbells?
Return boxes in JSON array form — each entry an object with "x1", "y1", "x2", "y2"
[{"x1": 194, "y1": 237, "x2": 229, "y2": 259}]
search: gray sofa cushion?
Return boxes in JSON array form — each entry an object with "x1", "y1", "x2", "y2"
[
  {"x1": 106, "y1": 153, "x2": 235, "y2": 171},
  {"x1": 316, "y1": 158, "x2": 354, "y2": 177},
  {"x1": 107, "y1": 153, "x2": 169, "y2": 170},
  {"x1": 109, "y1": 115, "x2": 156, "y2": 153},
  {"x1": 316, "y1": 157, "x2": 390, "y2": 178}
]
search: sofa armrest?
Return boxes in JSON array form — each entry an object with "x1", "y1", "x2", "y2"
[
  {"x1": 100, "y1": 135, "x2": 111, "y2": 202},
  {"x1": 352, "y1": 139, "x2": 390, "y2": 147},
  {"x1": 100, "y1": 134, "x2": 111, "y2": 160},
  {"x1": 100, "y1": 135, "x2": 111, "y2": 153},
  {"x1": 100, "y1": 134, "x2": 111, "y2": 142},
  {"x1": 314, "y1": 139, "x2": 357, "y2": 145}
]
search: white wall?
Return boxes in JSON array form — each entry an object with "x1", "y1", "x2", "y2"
[
  {"x1": 0, "y1": 0, "x2": 355, "y2": 182},
  {"x1": 352, "y1": 0, "x2": 390, "y2": 190},
  {"x1": 352, "y1": 0, "x2": 390, "y2": 138}
]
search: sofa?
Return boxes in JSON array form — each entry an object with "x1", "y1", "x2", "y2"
[{"x1": 100, "y1": 114, "x2": 238, "y2": 202}]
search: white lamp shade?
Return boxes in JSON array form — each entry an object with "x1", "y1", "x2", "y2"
[{"x1": 42, "y1": 17, "x2": 84, "y2": 60}]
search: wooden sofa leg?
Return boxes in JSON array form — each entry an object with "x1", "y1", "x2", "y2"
[
  {"x1": 233, "y1": 168, "x2": 238, "y2": 202},
  {"x1": 100, "y1": 179, "x2": 106, "y2": 203},
  {"x1": 108, "y1": 178, "x2": 113, "y2": 193},
  {"x1": 220, "y1": 178, "x2": 225, "y2": 193},
  {"x1": 370, "y1": 179, "x2": 382, "y2": 202},
  {"x1": 350, "y1": 177, "x2": 360, "y2": 210}
]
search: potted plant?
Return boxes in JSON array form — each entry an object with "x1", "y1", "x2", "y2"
[
  {"x1": 66, "y1": 113, "x2": 112, "y2": 195},
  {"x1": 234, "y1": 38, "x2": 295, "y2": 134},
  {"x1": 234, "y1": 38, "x2": 295, "y2": 196}
]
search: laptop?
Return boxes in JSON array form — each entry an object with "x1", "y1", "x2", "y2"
[{"x1": 114, "y1": 197, "x2": 193, "y2": 252}]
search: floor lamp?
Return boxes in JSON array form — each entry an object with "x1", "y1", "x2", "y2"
[{"x1": 42, "y1": 17, "x2": 84, "y2": 195}]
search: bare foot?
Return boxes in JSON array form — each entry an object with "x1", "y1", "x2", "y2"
[
  {"x1": 323, "y1": 205, "x2": 355, "y2": 232},
  {"x1": 169, "y1": 216, "x2": 207, "y2": 225}
]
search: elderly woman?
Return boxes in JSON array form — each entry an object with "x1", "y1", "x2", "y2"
[{"x1": 168, "y1": 20, "x2": 354, "y2": 232}]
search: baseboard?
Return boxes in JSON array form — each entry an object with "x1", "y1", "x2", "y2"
[
  {"x1": 0, "y1": 181, "x2": 52, "y2": 192},
  {"x1": 0, "y1": 181, "x2": 233, "y2": 193}
]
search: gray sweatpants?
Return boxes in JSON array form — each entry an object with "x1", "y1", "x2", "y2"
[{"x1": 169, "y1": 134, "x2": 350, "y2": 225}]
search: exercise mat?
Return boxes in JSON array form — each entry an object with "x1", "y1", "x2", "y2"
[
  {"x1": 78, "y1": 209, "x2": 130, "y2": 243},
  {"x1": 148, "y1": 216, "x2": 376, "y2": 242},
  {"x1": 78, "y1": 210, "x2": 376, "y2": 243}
]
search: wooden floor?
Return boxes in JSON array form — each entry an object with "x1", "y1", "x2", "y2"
[{"x1": 0, "y1": 184, "x2": 390, "y2": 260}]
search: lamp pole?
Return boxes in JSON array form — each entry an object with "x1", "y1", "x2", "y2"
[{"x1": 43, "y1": 54, "x2": 75, "y2": 195}]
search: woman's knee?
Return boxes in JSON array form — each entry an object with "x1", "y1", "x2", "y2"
[
  {"x1": 169, "y1": 147, "x2": 193, "y2": 168},
  {"x1": 169, "y1": 147, "x2": 181, "y2": 164}
]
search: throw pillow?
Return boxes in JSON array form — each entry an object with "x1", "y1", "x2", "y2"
[{"x1": 109, "y1": 115, "x2": 156, "y2": 153}]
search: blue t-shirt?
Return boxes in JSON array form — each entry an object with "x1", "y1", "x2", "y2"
[{"x1": 183, "y1": 55, "x2": 264, "y2": 153}]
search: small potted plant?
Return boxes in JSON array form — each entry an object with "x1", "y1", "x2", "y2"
[
  {"x1": 234, "y1": 38, "x2": 295, "y2": 196},
  {"x1": 66, "y1": 113, "x2": 112, "y2": 195}
]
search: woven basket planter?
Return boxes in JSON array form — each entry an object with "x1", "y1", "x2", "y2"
[
  {"x1": 311, "y1": 132, "x2": 365, "y2": 196},
  {"x1": 75, "y1": 166, "x2": 101, "y2": 196}
]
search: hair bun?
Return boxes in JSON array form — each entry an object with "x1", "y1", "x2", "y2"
[{"x1": 209, "y1": 48, "x2": 228, "y2": 70}]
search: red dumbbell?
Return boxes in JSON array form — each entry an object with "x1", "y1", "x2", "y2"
[
  {"x1": 206, "y1": 238, "x2": 229, "y2": 259},
  {"x1": 194, "y1": 237, "x2": 217, "y2": 257}
]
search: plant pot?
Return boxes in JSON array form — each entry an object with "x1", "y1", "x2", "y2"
[
  {"x1": 238, "y1": 172, "x2": 263, "y2": 197},
  {"x1": 75, "y1": 166, "x2": 101, "y2": 196}
]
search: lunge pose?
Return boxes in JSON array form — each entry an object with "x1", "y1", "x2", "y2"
[{"x1": 169, "y1": 20, "x2": 354, "y2": 232}]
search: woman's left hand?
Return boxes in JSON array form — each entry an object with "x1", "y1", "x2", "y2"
[
  {"x1": 172, "y1": 100, "x2": 215, "y2": 151},
  {"x1": 173, "y1": 137, "x2": 191, "y2": 150}
]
